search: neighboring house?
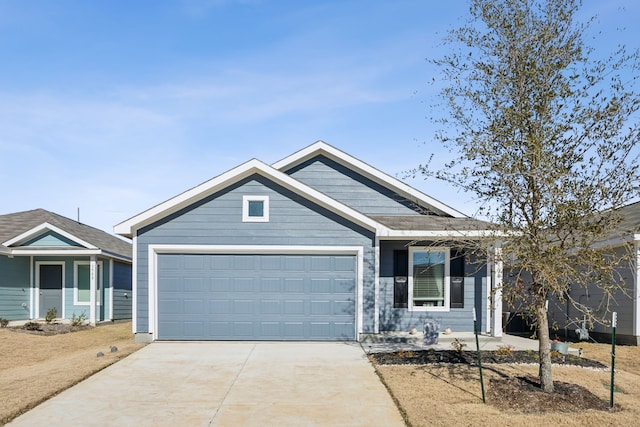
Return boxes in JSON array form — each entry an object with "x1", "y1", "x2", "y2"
[
  {"x1": 115, "y1": 141, "x2": 504, "y2": 343},
  {"x1": 0, "y1": 209, "x2": 133, "y2": 324},
  {"x1": 545, "y1": 201, "x2": 640, "y2": 345}
]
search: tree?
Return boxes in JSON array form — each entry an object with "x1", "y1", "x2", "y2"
[{"x1": 423, "y1": 0, "x2": 640, "y2": 392}]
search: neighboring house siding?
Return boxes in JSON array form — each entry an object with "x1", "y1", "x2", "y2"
[
  {"x1": 283, "y1": 155, "x2": 424, "y2": 216},
  {"x1": 112, "y1": 261, "x2": 132, "y2": 320},
  {"x1": 23, "y1": 231, "x2": 81, "y2": 247},
  {"x1": 135, "y1": 175, "x2": 376, "y2": 334},
  {"x1": 33, "y1": 256, "x2": 107, "y2": 321},
  {"x1": 548, "y1": 246, "x2": 636, "y2": 339},
  {"x1": 378, "y1": 241, "x2": 488, "y2": 333},
  {"x1": 0, "y1": 256, "x2": 31, "y2": 320}
]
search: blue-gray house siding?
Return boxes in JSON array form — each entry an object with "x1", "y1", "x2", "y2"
[
  {"x1": 283, "y1": 155, "x2": 425, "y2": 216},
  {"x1": 135, "y1": 174, "x2": 376, "y2": 336},
  {"x1": 378, "y1": 241, "x2": 489, "y2": 333}
]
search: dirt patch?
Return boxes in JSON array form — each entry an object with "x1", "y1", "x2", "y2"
[
  {"x1": 372, "y1": 344, "x2": 640, "y2": 426},
  {"x1": 0, "y1": 321, "x2": 144, "y2": 425},
  {"x1": 487, "y1": 376, "x2": 611, "y2": 414},
  {"x1": 370, "y1": 349, "x2": 610, "y2": 416}
]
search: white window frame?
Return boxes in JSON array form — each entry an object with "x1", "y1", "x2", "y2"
[
  {"x1": 408, "y1": 246, "x2": 450, "y2": 312},
  {"x1": 74, "y1": 260, "x2": 103, "y2": 306},
  {"x1": 242, "y1": 195, "x2": 269, "y2": 222}
]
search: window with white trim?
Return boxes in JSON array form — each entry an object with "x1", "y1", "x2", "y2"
[
  {"x1": 242, "y1": 195, "x2": 269, "y2": 222},
  {"x1": 408, "y1": 247, "x2": 450, "y2": 311},
  {"x1": 74, "y1": 261, "x2": 103, "y2": 305}
]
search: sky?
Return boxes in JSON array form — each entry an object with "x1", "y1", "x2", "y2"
[{"x1": 1, "y1": 0, "x2": 638, "y2": 235}]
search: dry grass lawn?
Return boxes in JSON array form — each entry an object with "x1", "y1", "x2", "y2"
[
  {"x1": 0, "y1": 321, "x2": 144, "y2": 425},
  {"x1": 376, "y1": 342, "x2": 640, "y2": 427}
]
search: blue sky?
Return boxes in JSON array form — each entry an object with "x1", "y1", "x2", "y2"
[{"x1": 0, "y1": 0, "x2": 637, "y2": 234}]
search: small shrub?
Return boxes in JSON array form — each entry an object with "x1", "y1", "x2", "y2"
[
  {"x1": 395, "y1": 349, "x2": 415, "y2": 358},
  {"x1": 451, "y1": 338, "x2": 467, "y2": 352},
  {"x1": 495, "y1": 344, "x2": 515, "y2": 356},
  {"x1": 45, "y1": 307, "x2": 57, "y2": 324},
  {"x1": 23, "y1": 321, "x2": 42, "y2": 331},
  {"x1": 71, "y1": 311, "x2": 87, "y2": 327},
  {"x1": 550, "y1": 350, "x2": 562, "y2": 358},
  {"x1": 0, "y1": 317, "x2": 9, "y2": 328}
]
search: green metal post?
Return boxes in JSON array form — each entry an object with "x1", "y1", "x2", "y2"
[
  {"x1": 473, "y1": 308, "x2": 485, "y2": 403},
  {"x1": 610, "y1": 312, "x2": 617, "y2": 408}
]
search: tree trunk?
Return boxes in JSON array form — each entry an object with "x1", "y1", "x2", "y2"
[{"x1": 536, "y1": 303, "x2": 554, "y2": 393}]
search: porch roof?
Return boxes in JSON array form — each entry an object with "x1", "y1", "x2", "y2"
[{"x1": 371, "y1": 215, "x2": 500, "y2": 240}]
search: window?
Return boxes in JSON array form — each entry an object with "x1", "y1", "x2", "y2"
[
  {"x1": 74, "y1": 261, "x2": 102, "y2": 305},
  {"x1": 409, "y1": 247, "x2": 450, "y2": 311},
  {"x1": 242, "y1": 196, "x2": 269, "y2": 222}
]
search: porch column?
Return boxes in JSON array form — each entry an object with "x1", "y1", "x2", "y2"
[
  {"x1": 89, "y1": 255, "x2": 97, "y2": 325},
  {"x1": 490, "y1": 243, "x2": 503, "y2": 337}
]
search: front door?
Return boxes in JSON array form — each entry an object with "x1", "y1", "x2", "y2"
[{"x1": 39, "y1": 264, "x2": 63, "y2": 318}]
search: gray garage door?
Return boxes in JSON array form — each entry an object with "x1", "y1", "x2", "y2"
[{"x1": 157, "y1": 253, "x2": 357, "y2": 340}]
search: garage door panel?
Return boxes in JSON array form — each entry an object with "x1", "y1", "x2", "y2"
[
  {"x1": 210, "y1": 277, "x2": 230, "y2": 291},
  {"x1": 283, "y1": 322, "x2": 304, "y2": 338},
  {"x1": 234, "y1": 278, "x2": 255, "y2": 292},
  {"x1": 335, "y1": 279, "x2": 355, "y2": 293},
  {"x1": 157, "y1": 253, "x2": 356, "y2": 340},
  {"x1": 183, "y1": 299, "x2": 204, "y2": 314},
  {"x1": 260, "y1": 278, "x2": 281, "y2": 292},
  {"x1": 261, "y1": 300, "x2": 281, "y2": 314},
  {"x1": 184, "y1": 277, "x2": 205, "y2": 292},
  {"x1": 284, "y1": 278, "x2": 304, "y2": 293},
  {"x1": 210, "y1": 299, "x2": 229, "y2": 313},
  {"x1": 233, "y1": 300, "x2": 253, "y2": 314}
]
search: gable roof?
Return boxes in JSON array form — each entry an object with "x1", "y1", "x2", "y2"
[
  {"x1": 115, "y1": 142, "x2": 500, "y2": 240},
  {"x1": 114, "y1": 158, "x2": 382, "y2": 238},
  {"x1": 272, "y1": 141, "x2": 466, "y2": 218},
  {"x1": 0, "y1": 209, "x2": 131, "y2": 260}
]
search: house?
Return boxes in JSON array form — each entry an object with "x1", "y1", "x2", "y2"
[
  {"x1": 0, "y1": 209, "x2": 133, "y2": 325},
  {"x1": 115, "y1": 141, "x2": 504, "y2": 342},
  {"x1": 545, "y1": 201, "x2": 640, "y2": 345}
]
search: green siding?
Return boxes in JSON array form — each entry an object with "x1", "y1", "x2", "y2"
[
  {"x1": 112, "y1": 261, "x2": 132, "y2": 320},
  {"x1": 23, "y1": 231, "x2": 81, "y2": 247},
  {"x1": 0, "y1": 256, "x2": 31, "y2": 320}
]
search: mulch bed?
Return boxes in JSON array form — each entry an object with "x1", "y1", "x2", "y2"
[
  {"x1": 370, "y1": 349, "x2": 607, "y2": 369},
  {"x1": 371, "y1": 349, "x2": 614, "y2": 414},
  {"x1": 8, "y1": 322, "x2": 93, "y2": 336}
]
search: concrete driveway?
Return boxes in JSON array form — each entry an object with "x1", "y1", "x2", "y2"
[{"x1": 8, "y1": 342, "x2": 404, "y2": 427}]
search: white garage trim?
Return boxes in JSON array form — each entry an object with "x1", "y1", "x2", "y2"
[{"x1": 147, "y1": 244, "x2": 364, "y2": 341}]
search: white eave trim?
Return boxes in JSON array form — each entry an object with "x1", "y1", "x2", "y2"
[
  {"x1": 272, "y1": 141, "x2": 466, "y2": 218},
  {"x1": 2, "y1": 222, "x2": 98, "y2": 249},
  {"x1": 9, "y1": 248, "x2": 103, "y2": 256},
  {"x1": 115, "y1": 158, "x2": 382, "y2": 237},
  {"x1": 378, "y1": 229, "x2": 513, "y2": 239}
]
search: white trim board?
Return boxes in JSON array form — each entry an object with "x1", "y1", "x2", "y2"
[
  {"x1": 146, "y1": 244, "x2": 364, "y2": 341},
  {"x1": 3, "y1": 222, "x2": 97, "y2": 249}
]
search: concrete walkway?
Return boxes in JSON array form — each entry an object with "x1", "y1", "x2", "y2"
[{"x1": 8, "y1": 342, "x2": 404, "y2": 427}]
